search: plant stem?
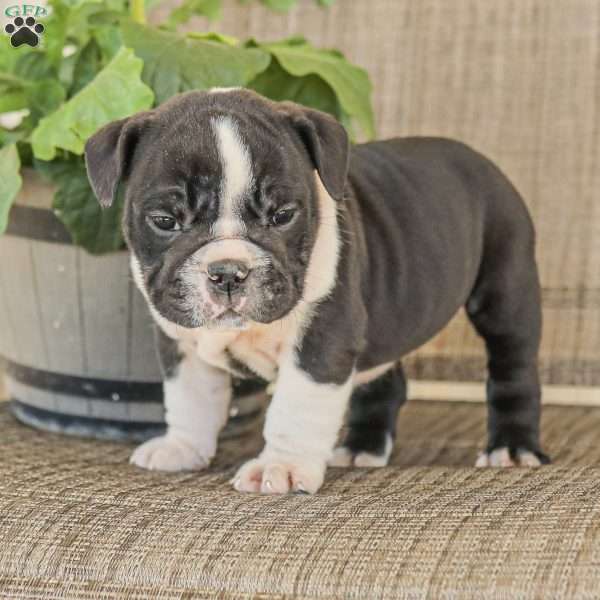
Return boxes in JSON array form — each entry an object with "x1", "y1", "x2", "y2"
[{"x1": 130, "y1": 0, "x2": 146, "y2": 24}]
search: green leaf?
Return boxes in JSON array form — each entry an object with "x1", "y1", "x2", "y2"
[
  {"x1": 0, "y1": 91, "x2": 28, "y2": 113},
  {"x1": 167, "y1": 0, "x2": 222, "y2": 27},
  {"x1": 69, "y1": 38, "x2": 102, "y2": 95},
  {"x1": 93, "y1": 26, "x2": 123, "y2": 61},
  {"x1": 0, "y1": 37, "x2": 19, "y2": 73},
  {"x1": 0, "y1": 145, "x2": 22, "y2": 235},
  {"x1": 43, "y1": 0, "x2": 74, "y2": 69},
  {"x1": 59, "y1": 27, "x2": 122, "y2": 94},
  {"x1": 122, "y1": 21, "x2": 270, "y2": 104},
  {"x1": 26, "y1": 79, "x2": 67, "y2": 125},
  {"x1": 0, "y1": 128, "x2": 27, "y2": 147},
  {"x1": 14, "y1": 50, "x2": 56, "y2": 82},
  {"x1": 44, "y1": 0, "x2": 127, "y2": 69},
  {"x1": 248, "y1": 56, "x2": 341, "y2": 119},
  {"x1": 16, "y1": 139, "x2": 33, "y2": 167},
  {"x1": 260, "y1": 0, "x2": 297, "y2": 11},
  {"x1": 30, "y1": 47, "x2": 154, "y2": 160},
  {"x1": 87, "y1": 8, "x2": 127, "y2": 25},
  {"x1": 0, "y1": 71, "x2": 29, "y2": 112},
  {"x1": 256, "y1": 37, "x2": 375, "y2": 138},
  {"x1": 39, "y1": 155, "x2": 125, "y2": 254},
  {"x1": 0, "y1": 72, "x2": 28, "y2": 91},
  {"x1": 186, "y1": 31, "x2": 239, "y2": 46}
]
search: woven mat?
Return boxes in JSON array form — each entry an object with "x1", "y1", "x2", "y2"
[{"x1": 1, "y1": 401, "x2": 600, "y2": 599}]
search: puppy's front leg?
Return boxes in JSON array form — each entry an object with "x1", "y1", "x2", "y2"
[
  {"x1": 130, "y1": 331, "x2": 231, "y2": 472},
  {"x1": 232, "y1": 355, "x2": 353, "y2": 494}
]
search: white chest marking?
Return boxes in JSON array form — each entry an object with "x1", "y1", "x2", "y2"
[
  {"x1": 192, "y1": 316, "x2": 297, "y2": 382},
  {"x1": 212, "y1": 116, "x2": 252, "y2": 238},
  {"x1": 303, "y1": 174, "x2": 342, "y2": 303}
]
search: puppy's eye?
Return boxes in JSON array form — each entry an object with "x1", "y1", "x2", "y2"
[
  {"x1": 271, "y1": 207, "x2": 296, "y2": 227},
  {"x1": 148, "y1": 214, "x2": 180, "y2": 232}
]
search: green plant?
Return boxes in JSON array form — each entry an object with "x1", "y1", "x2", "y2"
[{"x1": 0, "y1": 0, "x2": 375, "y2": 253}]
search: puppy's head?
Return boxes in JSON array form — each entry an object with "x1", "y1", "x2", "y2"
[{"x1": 84, "y1": 89, "x2": 349, "y2": 330}]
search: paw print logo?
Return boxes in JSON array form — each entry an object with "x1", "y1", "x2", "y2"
[{"x1": 4, "y1": 16, "x2": 45, "y2": 48}]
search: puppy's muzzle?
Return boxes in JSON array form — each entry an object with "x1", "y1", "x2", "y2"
[{"x1": 207, "y1": 259, "x2": 250, "y2": 298}]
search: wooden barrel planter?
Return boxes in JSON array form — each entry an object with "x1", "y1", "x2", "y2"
[{"x1": 0, "y1": 170, "x2": 265, "y2": 441}]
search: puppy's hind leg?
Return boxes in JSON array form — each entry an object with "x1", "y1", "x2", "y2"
[
  {"x1": 329, "y1": 363, "x2": 407, "y2": 468},
  {"x1": 467, "y1": 235, "x2": 550, "y2": 468}
]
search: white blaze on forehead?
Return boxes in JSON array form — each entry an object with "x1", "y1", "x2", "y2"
[
  {"x1": 210, "y1": 87, "x2": 241, "y2": 94},
  {"x1": 212, "y1": 116, "x2": 253, "y2": 238}
]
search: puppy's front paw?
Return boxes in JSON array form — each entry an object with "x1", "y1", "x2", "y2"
[
  {"x1": 130, "y1": 434, "x2": 211, "y2": 472},
  {"x1": 231, "y1": 454, "x2": 325, "y2": 495},
  {"x1": 475, "y1": 446, "x2": 549, "y2": 468}
]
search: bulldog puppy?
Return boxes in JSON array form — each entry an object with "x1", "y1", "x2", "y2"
[{"x1": 84, "y1": 89, "x2": 548, "y2": 494}]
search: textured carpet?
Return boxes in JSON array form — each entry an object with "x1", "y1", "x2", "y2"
[{"x1": 1, "y1": 400, "x2": 600, "y2": 599}]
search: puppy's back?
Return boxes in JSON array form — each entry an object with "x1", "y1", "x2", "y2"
[{"x1": 347, "y1": 137, "x2": 535, "y2": 368}]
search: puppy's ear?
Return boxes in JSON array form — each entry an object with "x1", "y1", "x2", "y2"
[
  {"x1": 84, "y1": 112, "x2": 152, "y2": 208},
  {"x1": 282, "y1": 104, "x2": 350, "y2": 201}
]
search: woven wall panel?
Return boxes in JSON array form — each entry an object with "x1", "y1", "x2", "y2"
[{"x1": 153, "y1": 0, "x2": 600, "y2": 385}]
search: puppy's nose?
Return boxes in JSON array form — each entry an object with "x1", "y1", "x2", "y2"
[{"x1": 206, "y1": 260, "x2": 250, "y2": 293}]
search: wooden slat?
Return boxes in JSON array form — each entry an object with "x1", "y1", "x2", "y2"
[
  {"x1": 410, "y1": 380, "x2": 600, "y2": 407},
  {"x1": 124, "y1": 400, "x2": 165, "y2": 423},
  {"x1": 77, "y1": 250, "x2": 131, "y2": 378},
  {"x1": 30, "y1": 242, "x2": 84, "y2": 374},
  {"x1": 0, "y1": 237, "x2": 49, "y2": 369},
  {"x1": 6, "y1": 379, "x2": 57, "y2": 412},
  {"x1": 0, "y1": 240, "x2": 20, "y2": 361},
  {"x1": 127, "y1": 278, "x2": 162, "y2": 380}
]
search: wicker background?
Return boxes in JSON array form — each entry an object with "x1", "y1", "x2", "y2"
[{"x1": 152, "y1": 0, "x2": 600, "y2": 388}]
